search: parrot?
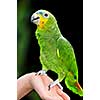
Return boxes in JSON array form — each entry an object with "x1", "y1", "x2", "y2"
[{"x1": 31, "y1": 9, "x2": 83, "y2": 96}]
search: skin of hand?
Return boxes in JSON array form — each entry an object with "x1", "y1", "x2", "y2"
[{"x1": 17, "y1": 72, "x2": 70, "y2": 100}]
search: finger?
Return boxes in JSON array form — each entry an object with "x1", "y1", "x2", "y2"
[
  {"x1": 56, "y1": 88, "x2": 70, "y2": 100},
  {"x1": 46, "y1": 95, "x2": 63, "y2": 100},
  {"x1": 46, "y1": 86, "x2": 63, "y2": 100}
]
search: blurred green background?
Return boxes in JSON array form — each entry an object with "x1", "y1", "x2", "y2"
[
  {"x1": 17, "y1": 0, "x2": 41, "y2": 99},
  {"x1": 17, "y1": 0, "x2": 83, "y2": 100}
]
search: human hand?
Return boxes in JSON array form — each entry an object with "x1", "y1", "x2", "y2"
[
  {"x1": 17, "y1": 72, "x2": 70, "y2": 100},
  {"x1": 30, "y1": 73, "x2": 70, "y2": 100}
]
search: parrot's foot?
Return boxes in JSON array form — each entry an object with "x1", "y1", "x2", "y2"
[
  {"x1": 35, "y1": 70, "x2": 47, "y2": 75},
  {"x1": 48, "y1": 79, "x2": 63, "y2": 90}
]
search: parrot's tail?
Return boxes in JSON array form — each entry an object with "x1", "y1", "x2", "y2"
[{"x1": 65, "y1": 76, "x2": 83, "y2": 96}]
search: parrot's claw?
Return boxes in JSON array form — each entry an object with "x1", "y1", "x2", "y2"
[
  {"x1": 48, "y1": 79, "x2": 63, "y2": 90},
  {"x1": 35, "y1": 70, "x2": 47, "y2": 75}
]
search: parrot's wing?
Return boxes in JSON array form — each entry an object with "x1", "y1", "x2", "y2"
[{"x1": 57, "y1": 36, "x2": 77, "y2": 70}]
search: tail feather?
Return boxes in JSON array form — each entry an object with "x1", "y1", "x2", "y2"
[{"x1": 65, "y1": 76, "x2": 83, "y2": 96}]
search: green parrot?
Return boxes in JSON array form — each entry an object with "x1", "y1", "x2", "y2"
[{"x1": 31, "y1": 9, "x2": 83, "y2": 96}]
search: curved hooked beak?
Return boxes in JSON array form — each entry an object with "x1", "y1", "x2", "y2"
[{"x1": 31, "y1": 13, "x2": 40, "y2": 25}]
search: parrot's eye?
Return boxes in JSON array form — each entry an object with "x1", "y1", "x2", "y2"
[{"x1": 43, "y1": 13, "x2": 49, "y2": 18}]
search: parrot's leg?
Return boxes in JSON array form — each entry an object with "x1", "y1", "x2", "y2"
[
  {"x1": 48, "y1": 79, "x2": 63, "y2": 90},
  {"x1": 35, "y1": 70, "x2": 47, "y2": 75}
]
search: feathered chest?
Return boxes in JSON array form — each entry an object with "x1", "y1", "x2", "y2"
[
  {"x1": 35, "y1": 28, "x2": 61, "y2": 58},
  {"x1": 39, "y1": 37, "x2": 59, "y2": 66},
  {"x1": 39, "y1": 37, "x2": 57, "y2": 54}
]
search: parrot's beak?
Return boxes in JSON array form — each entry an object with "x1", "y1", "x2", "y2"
[{"x1": 31, "y1": 13, "x2": 40, "y2": 25}]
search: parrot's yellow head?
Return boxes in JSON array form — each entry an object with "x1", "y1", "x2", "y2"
[{"x1": 31, "y1": 9, "x2": 57, "y2": 29}]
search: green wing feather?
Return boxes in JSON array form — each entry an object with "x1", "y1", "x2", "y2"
[{"x1": 57, "y1": 36, "x2": 78, "y2": 75}]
